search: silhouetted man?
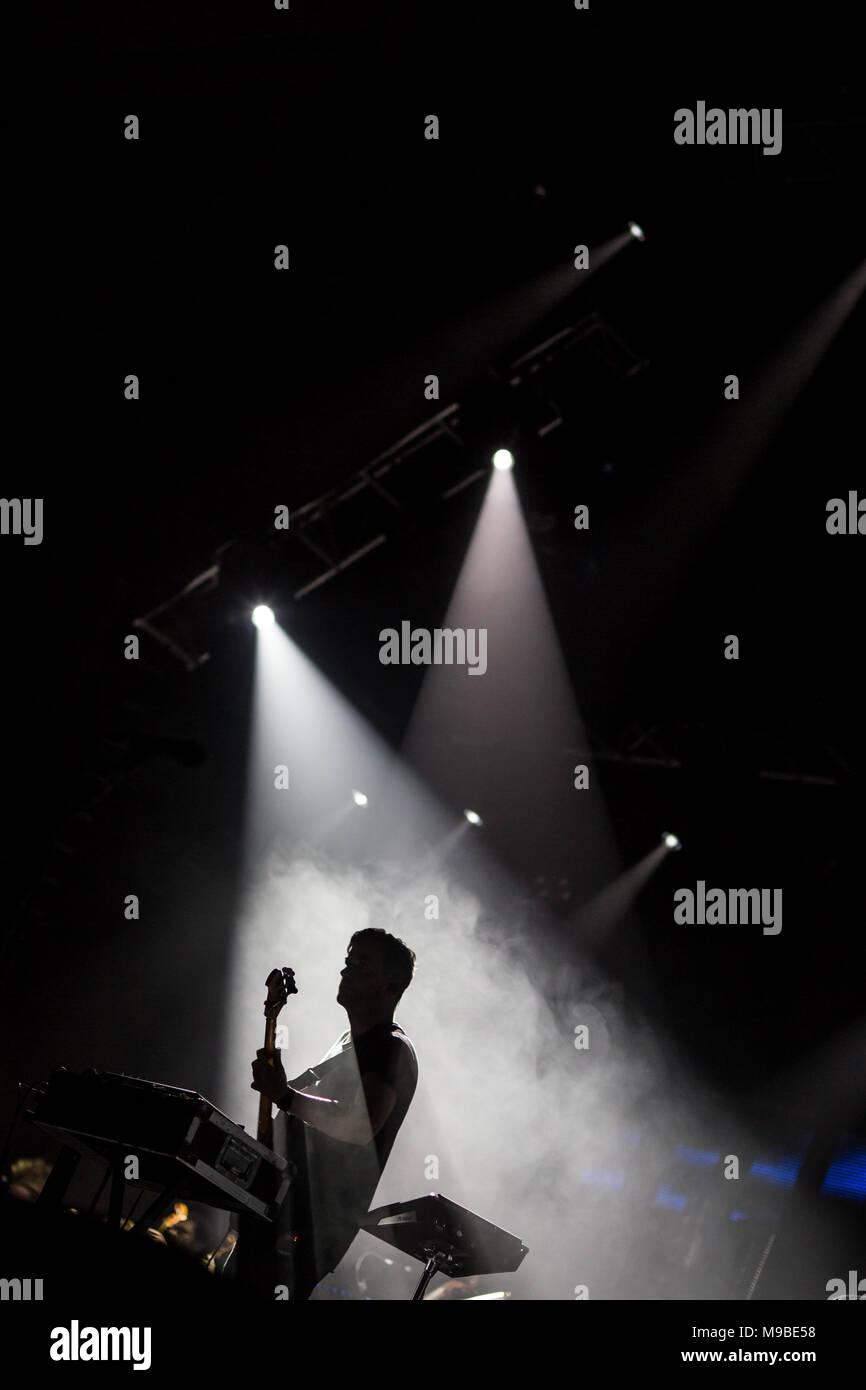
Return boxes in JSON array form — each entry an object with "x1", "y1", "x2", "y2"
[{"x1": 251, "y1": 927, "x2": 418, "y2": 1300}]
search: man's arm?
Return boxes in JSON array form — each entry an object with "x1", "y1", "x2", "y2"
[
  {"x1": 251, "y1": 1049, "x2": 396, "y2": 1146},
  {"x1": 285, "y1": 1068, "x2": 317, "y2": 1091},
  {"x1": 281, "y1": 1072, "x2": 396, "y2": 1145}
]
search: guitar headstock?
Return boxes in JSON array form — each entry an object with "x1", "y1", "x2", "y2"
[{"x1": 263, "y1": 966, "x2": 297, "y2": 1021}]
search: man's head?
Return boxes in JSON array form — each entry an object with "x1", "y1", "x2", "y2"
[{"x1": 337, "y1": 928, "x2": 416, "y2": 1015}]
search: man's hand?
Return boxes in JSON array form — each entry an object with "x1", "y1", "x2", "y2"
[{"x1": 251, "y1": 1047, "x2": 289, "y2": 1102}]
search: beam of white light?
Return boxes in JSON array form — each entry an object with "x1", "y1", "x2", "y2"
[
  {"x1": 700, "y1": 258, "x2": 866, "y2": 510},
  {"x1": 621, "y1": 259, "x2": 866, "y2": 614},
  {"x1": 430, "y1": 235, "x2": 632, "y2": 390},
  {"x1": 353, "y1": 235, "x2": 637, "y2": 424},
  {"x1": 575, "y1": 845, "x2": 668, "y2": 940},
  {"x1": 419, "y1": 820, "x2": 471, "y2": 870},
  {"x1": 219, "y1": 619, "x2": 457, "y2": 1137},
  {"x1": 401, "y1": 465, "x2": 620, "y2": 897}
]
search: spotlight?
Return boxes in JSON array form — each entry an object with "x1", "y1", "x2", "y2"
[
  {"x1": 628, "y1": 221, "x2": 645, "y2": 242},
  {"x1": 252, "y1": 605, "x2": 275, "y2": 629},
  {"x1": 464, "y1": 809, "x2": 483, "y2": 826},
  {"x1": 352, "y1": 790, "x2": 368, "y2": 807},
  {"x1": 492, "y1": 449, "x2": 514, "y2": 471},
  {"x1": 662, "y1": 832, "x2": 682, "y2": 851}
]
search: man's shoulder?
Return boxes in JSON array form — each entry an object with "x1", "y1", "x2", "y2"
[
  {"x1": 391, "y1": 1023, "x2": 417, "y2": 1058},
  {"x1": 360, "y1": 1023, "x2": 418, "y2": 1079},
  {"x1": 387, "y1": 1025, "x2": 419, "y2": 1085}
]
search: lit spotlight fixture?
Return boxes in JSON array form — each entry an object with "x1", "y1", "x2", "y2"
[
  {"x1": 628, "y1": 221, "x2": 645, "y2": 242},
  {"x1": 352, "y1": 789, "x2": 368, "y2": 807},
  {"x1": 252, "y1": 604, "x2": 275, "y2": 629},
  {"x1": 463, "y1": 808, "x2": 483, "y2": 826},
  {"x1": 662, "y1": 832, "x2": 682, "y2": 851},
  {"x1": 492, "y1": 449, "x2": 514, "y2": 471}
]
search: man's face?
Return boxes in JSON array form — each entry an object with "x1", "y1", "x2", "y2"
[{"x1": 337, "y1": 941, "x2": 392, "y2": 1008}]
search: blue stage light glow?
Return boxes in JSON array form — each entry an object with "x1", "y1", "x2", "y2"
[
  {"x1": 653, "y1": 1186, "x2": 688, "y2": 1211},
  {"x1": 821, "y1": 1135, "x2": 866, "y2": 1202},
  {"x1": 749, "y1": 1156, "x2": 803, "y2": 1188},
  {"x1": 674, "y1": 1144, "x2": 720, "y2": 1169}
]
